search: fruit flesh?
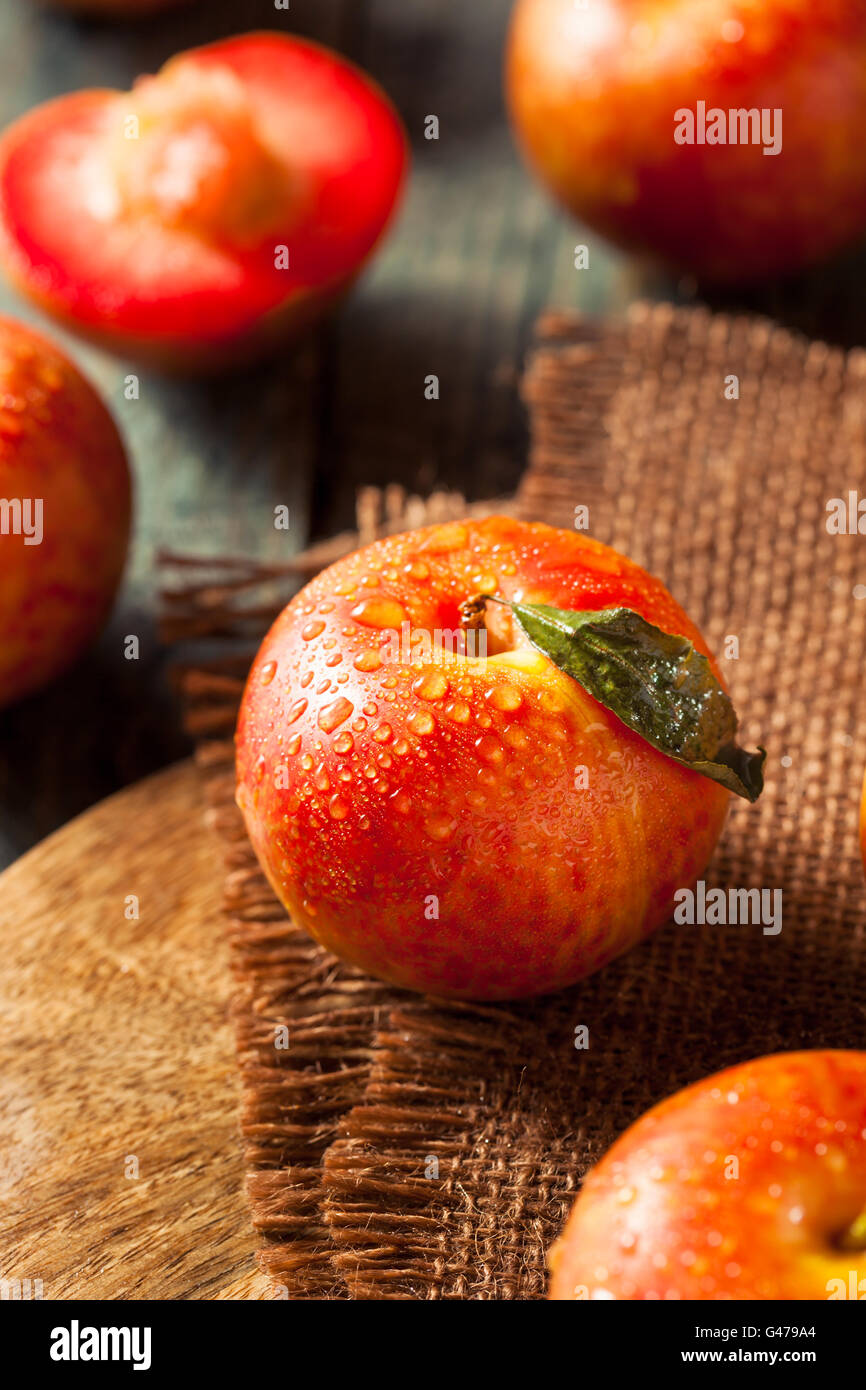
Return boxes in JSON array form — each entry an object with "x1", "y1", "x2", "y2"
[
  {"x1": 0, "y1": 317, "x2": 130, "y2": 707},
  {"x1": 507, "y1": 0, "x2": 866, "y2": 283},
  {"x1": 235, "y1": 517, "x2": 730, "y2": 1000},
  {"x1": 549, "y1": 1050, "x2": 866, "y2": 1300},
  {"x1": 0, "y1": 34, "x2": 406, "y2": 364}
]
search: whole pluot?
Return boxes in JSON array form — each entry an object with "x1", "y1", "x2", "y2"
[
  {"x1": 507, "y1": 0, "x2": 866, "y2": 282},
  {"x1": 0, "y1": 317, "x2": 130, "y2": 707},
  {"x1": 236, "y1": 517, "x2": 730, "y2": 1000},
  {"x1": 549, "y1": 1050, "x2": 866, "y2": 1300}
]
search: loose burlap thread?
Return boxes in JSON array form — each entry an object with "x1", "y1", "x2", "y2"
[{"x1": 161, "y1": 302, "x2": 866, "y2": 1300}]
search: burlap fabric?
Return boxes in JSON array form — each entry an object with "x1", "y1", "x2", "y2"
[{"x1": 160, "y1": 302, "x2": 866, "y2": 1300}]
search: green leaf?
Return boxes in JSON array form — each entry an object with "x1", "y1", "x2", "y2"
[{"x1": 496, "y1": 599, "x2": 765, "y2": 802}]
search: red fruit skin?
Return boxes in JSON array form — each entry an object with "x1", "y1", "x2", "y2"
[
  {"x1": 235, "y1": 517, "x2": 730, "y2": 1001},
  {"x1": 549, "y1": 1050, "x2": 866, "y2": 1300},
  {"x1": 507, "y1": 0, "x2": 866, "y2": 283},
  {"x1": 0, "y1": 317, "x2": 131, "y2": 707},
  {"x1": 0, "y1": 34, "x2": 407, "y2": 371}
]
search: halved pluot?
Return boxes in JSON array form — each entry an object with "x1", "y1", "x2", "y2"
[{"x1": 0, "y1": 33, "x2": 407, "y2": 370}]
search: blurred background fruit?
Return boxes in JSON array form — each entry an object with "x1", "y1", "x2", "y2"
[
  {"x1": 0, "y1": 317, "x2": 130, "y2": 708},
  {"x1": 0, "y1": 33, "x2": 407, "y2": 369},
  {"x1": 507, "y1": 0, "x2": 866, "y2": 283}
]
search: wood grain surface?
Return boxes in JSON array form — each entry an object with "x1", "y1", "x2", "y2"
[{"x1": 0, "y1": 759, "x2": 273, "y2": 1301}]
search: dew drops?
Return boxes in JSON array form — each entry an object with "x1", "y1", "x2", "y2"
[
  {"x1": 393, "y1": 739, "x2": 409, "y2": 756},
  {"x1": 447, "y1": 700, "x2": 470, "y2": 723},
  {"x1": 300, "y1": 753, "x2": 314, "y2": 771},
  {"x1": 286, "y1": 733, "x2": 301, "y2": 756},
  {"x1": 328, "y1": 795, "x2": 349, "y2": 820},
  {"x1": 325, "y1": 652, "x2": 342, "y2": 667},
  {"x1": 363, "y1": 701, "x2": 378, "y2": 716},
  {"x1": 488, "y1": 684, "x2": 523, "y2": 712},
  {"x1": 476, "y1": 734, "x2": 504, "y2": 765},
  {"x1": 302, "y1": 619, "x2": 325, "y2": 641},
  {"x1": 425, "y1": 812, "x2": 456, "y2": 841},
  {"x1": 260, "y1": 660, "x2": 277, "y2": 686},
  {"x1": 300, "y1": 671, "x2": 313, "y2": 688},
  {"x1": 354, "y1": 649, "x2": 383, "y2": 672},
  {"x1": 409, "y1": 710, "x2": 435, "y2": 736},
  {"x1": 351, "y1": 597, "x2": 407, "y2": 628},
  {"x1": 419, "y1": 522, "x2": 467, "y2": 553},
  {"x1": 333, "y1": 732, "x2": 354, "y2": 755},
  {"x1": 413, "y1": 671, "x2": 448, "y2": 701},
  {"x1": 373, "y1": 723, "x2": 393, "y2": 743},
  {"x1": 393, "y1": 792, "x2": 411, "y2": 815},
  {"x1": 286, "y1": 697, "x2": 308, "y2": 725},
  {"x1": 406, "y1": 560, "x2": 430, "y2": 580},
  {"x1": 318, "y1": 696, "x2": 353, "y2": 733}
]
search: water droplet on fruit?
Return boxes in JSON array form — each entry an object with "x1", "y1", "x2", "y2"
[
  {"x1": 418, "y1": 523, "x2": 467, "y2": 553},
  {"x1": 354, "y1": 649, "x2": 383, "y2": 672},
  {"x1": 301, "y1": 754, "x2": 314, "y2": 771},
  {"x1": 476, "y1": 734, "x2": 503, "y2": 765},
  {"x1": 286, "y1": 733, "x2": 301, "y2": 756},
  {"x1": 260, "y1": 660, "x2": 277, "y2": 685},
  {"x1": 300, "y1": 671, "x2": 313, "y2": 688},
  {"x1": 328, "y1": 795, "x2": 349, "y2": 820},
  {"x1": 393, "y1": 792, "x2": 411, "y2": 814},
  {"x1": 425, "y1": 813, "x2": 456, "y2": 841},
  {"x1": 393, "y1": 739, "x2": 409, "y2": 756},
  {"x1": 351, "y1": 597, "x2": 407, "y2": 628},
  {"x1": 254, "y1": 754, "x2": 266, "y2": 783},
  {"x1": 302, "y1": 619, "x2": 325, "y2": 641},
  {"x1": 373, "y1": 723, "x2": 393, "y2": 743},
  {"x1": 409, "y1": 710, "x2": 435, "y2": 736},
  {"x1": 325, "y1": 652, "x2": 342, "y2": 667},
  {"x1": 413, "y1": 672, "x2": 448, "y2": 701},
  {"x1": 488, "y1": 684, "x2": 522, "y2": 712},
  {"x1": 407, "y1": 560, "x2": 430, "y2": 581},
  {"x1": 333, "y1": 732, "x2": 354, "y2": 755},
  {"x1": 363, "y1": 701, "x2": 378, "y2": 716},
  {"x1": 447, "y1": 701, "x2": 470, "y2": 724},
  {"x1": 318, "y1": 696, "x2": 353, "y2": 733},
  {"x1": 287, "y1": 697, "x2": 308, "y2": 724},
  {"x1": 314, "y1": 765, "x2": 331, "y2": 792}
]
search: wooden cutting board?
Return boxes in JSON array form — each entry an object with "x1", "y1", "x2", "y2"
[{"x1": 0, "y1": 760, "x2": 272, "y2": 1300}]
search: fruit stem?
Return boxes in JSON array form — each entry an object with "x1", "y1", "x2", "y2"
[{"x1": 460, "y1": 592, "x2": 496, "y2": 631}]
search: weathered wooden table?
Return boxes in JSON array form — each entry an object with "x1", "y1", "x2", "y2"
[{"x1": 1, "y1": 0, "x2": 865, "y2": 867}]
